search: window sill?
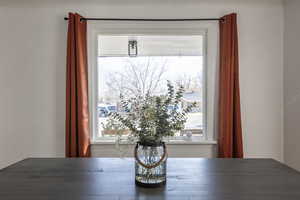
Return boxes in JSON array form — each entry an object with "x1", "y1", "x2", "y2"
[
  {"x1": 91, "y1": 139, "x2": 217, "y2": 145},
  {"x1": 91, "y1": 139, "x2": 217, "y2": 157}
]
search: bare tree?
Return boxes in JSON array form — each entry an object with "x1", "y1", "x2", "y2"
[
  {"x1": 175, "y1": 73, "x2": 202, "y2": 92},
  {"x1": 175, "y1": 74, "x2": 193, "y2": 90},
  {"x1": 105, "y1": 57, "x2": 168, "y2": 98}
]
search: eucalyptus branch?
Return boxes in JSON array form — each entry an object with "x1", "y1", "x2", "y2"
[{"x1": 104, "y1": 82, "x2": 197, "y2": 145}]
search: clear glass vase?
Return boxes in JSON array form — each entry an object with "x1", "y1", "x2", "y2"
[{"x1": 134, "y1": 141, "x2": 167, "y2": 187}]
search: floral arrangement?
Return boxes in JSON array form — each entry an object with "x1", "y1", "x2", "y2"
[{"x1": 103, "y1": 81, "x2": 196, "y2": 146}]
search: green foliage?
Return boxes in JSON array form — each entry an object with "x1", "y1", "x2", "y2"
[{"x1": 107, "y1": 81, "x2": 197, "y2": 145}]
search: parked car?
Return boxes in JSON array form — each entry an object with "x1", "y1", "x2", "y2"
[
  {"x1": 98, "y1": 106, "x2": 109, "y2": 118},
  {"x1": 107, "y1": 105, "x2": 117, "y2": 113},
  {"x1": 167, "y1": 105, "x2": 181, "y2": 113},
  {"x1": 98, "y1": 104, "x2": 117, "y2": 118}
]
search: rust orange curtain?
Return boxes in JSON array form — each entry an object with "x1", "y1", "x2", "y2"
[
  {"x1": 66, "y1": 13, "x2": 91, "y2": 157},
  {"x1": 218, "y1": 13, "x2": 243, "y2": 158}
]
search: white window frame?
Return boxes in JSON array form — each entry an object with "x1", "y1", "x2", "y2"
[{"x1": 88, "y1": 21, "x2": 219, "y2": 143}]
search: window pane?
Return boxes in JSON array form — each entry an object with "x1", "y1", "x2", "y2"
[{"x1": 97, "y1": 56, "x2": 204, "y2": 138}]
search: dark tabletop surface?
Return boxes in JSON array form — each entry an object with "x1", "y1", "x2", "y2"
[{"x1": 0, "y1": 158, "x2": 300, "y2": 200}]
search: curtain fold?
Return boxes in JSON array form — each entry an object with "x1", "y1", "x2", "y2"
[
  {"x1": 218, "y1": 13, "x2": 243, "y2": 158},
  {"x1": 66, "y1": 13, "x2": 91, "y2": 157}
]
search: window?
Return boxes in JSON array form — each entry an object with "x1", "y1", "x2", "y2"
[{"x1": 88, "y1": 23, "x2": 218, "y2": 143}]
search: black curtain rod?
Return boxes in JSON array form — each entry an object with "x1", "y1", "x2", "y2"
[{"x1": 64, "y1": 17, "x2": 222, "y2": 22}]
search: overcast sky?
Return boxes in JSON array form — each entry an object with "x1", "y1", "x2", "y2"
[{"x1": 97, "y1": 56, "x2": 203, "y2": 99}]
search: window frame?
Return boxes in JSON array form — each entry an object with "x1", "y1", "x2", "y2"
[{"x1": 88, "y1": 21, "x2": 219, "y2": 143}]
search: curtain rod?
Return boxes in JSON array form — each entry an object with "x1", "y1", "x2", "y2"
[{"x1": 64, "y1": 17, "x2": 222, "y2": 22}]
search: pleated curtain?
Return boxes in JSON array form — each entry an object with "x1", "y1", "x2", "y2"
[
  {"x1": 218, "y1": 13, "x2": 244, "y2": 158},
  {"x1": 65, "y1": 13, "x2": 91, "y2": 157}
]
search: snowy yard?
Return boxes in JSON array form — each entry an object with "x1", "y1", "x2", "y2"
[{"x1": 98, "y1": 112, "x2": 203, "y2": 137}]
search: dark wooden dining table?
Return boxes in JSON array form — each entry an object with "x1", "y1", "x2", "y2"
[{"x1": 0, "y1": 158, "x2": 300, "y2": 200}]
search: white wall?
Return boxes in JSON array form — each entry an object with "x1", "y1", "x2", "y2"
[
  {"x1": 284, "y1": 0, "x2": 300, "y2": 171},
  {"x1": 0, "y1": 0, "x2": 284, "y2": 169}
]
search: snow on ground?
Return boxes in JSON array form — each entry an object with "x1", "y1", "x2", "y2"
[{"x1": 97, "y1": 112, "x2": 203, "y2": 137}]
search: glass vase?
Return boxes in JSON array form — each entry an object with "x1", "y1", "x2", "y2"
[{"x1": 134, "y1": 141, "x2": 167, "y2": 187}]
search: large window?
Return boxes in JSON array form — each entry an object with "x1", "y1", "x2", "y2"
[{"x1": 94, "y1": 35, "x2": 209, "y2": 141}]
